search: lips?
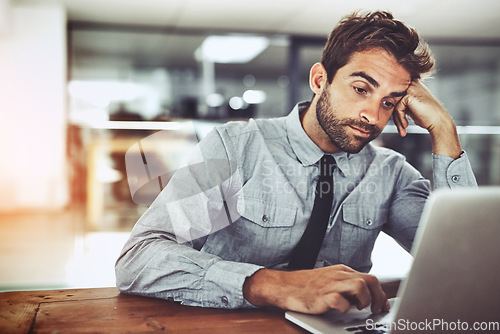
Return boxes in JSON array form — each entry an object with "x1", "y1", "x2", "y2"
[{"x1": 349, "y1": 125, "x2": 371, "y2": 138}]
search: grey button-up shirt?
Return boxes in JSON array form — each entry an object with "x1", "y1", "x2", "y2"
[{"x1": 115, "y1": 102, "x2": 477, "y2": 309}]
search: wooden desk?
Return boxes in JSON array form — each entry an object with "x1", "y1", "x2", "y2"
[
  {"x1": 0, "y1": 287, "x2": 304, "y2": 333},
  {"x1": 0, "y1": 282, "x2": 400, "y2": 333}
]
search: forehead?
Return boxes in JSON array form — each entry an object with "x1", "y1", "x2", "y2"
[{"x1": 339, "y1": 48, "x2": 412, "y2": 88}]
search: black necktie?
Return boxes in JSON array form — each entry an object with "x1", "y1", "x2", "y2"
[{"x1": 288, "y1": 155, "x2": 336, "y2": 270}]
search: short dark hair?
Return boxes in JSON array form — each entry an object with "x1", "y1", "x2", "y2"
[{"x1": 321, "y1": 11, "x2": 434, "y2": 82}]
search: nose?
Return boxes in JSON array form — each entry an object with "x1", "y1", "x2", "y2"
[{"x1": 359, "y1": 99, "x2": 380, "y2": 125}]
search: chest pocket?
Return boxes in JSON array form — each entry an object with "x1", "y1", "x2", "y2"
[
  {"x1": 339, "y1": 204, "x2": 388, "y2": 272},
  {"x1": 232, "y1": 196, "x2": 298, "y2": 267},
  {"x1": 342, "y1": 204, "x2": 386, "y2": 230},
  {"x1": 238, "y1": 196, "x2": 297, "y2": 228}
]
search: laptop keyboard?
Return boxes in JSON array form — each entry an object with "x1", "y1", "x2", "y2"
[{"x1": 345, "y1": 322, "x2": 389, "y2": 333}]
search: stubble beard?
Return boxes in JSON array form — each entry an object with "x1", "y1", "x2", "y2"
[{"x1": 315, "y1": 88, "x2": 382, "y2": 154}]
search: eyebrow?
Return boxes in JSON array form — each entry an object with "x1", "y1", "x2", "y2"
[
  {"x1": 351, "y1": 71, "x2": 379, "y2": 87},
  {"x1": 388, "y1": 90, "x2": 407, "y2": 98},
  {"x1": 350, "y1": 71, "x2": 407, "y2": 98}
]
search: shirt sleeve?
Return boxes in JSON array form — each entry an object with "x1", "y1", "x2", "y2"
[
  {"x1": 115, "y1": 127, "x2": 263, "y2": 309},
  {"x1": 384, "y1": 151, "x2": 477, "y2": 252},
  {"x1": 432, "y1": 151, "x2": 478, "y2": 188}
]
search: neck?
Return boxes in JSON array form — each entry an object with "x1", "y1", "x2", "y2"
[{"x1": 301, "y1": 100, "x2": 341, "y2": 154}]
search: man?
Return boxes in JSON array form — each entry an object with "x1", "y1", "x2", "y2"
[{"x1": 115, "y1": 11, "x2": 476, "y2": 315}]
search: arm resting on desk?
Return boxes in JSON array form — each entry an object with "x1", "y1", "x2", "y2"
[{"x1": 115, "y1": 128, "x2": 263, "y2": 309}]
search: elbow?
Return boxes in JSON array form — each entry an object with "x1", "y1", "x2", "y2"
[
  {"x1": 115, "y1": 255, "x2": 135, "y2": 294},
  {"x1": 114, "y1": 247, "x2": 156, "y2": 296}
]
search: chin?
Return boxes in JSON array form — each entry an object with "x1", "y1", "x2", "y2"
[
  {"x1": 335, "y1": 138, "x2": 371, "y2": 154},
  {"x1": 342, "y1": 146, "x2": 364, "y2": 154}
]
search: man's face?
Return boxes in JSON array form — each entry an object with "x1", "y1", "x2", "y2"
[{"x1": 315, "y1": 48, "x2": 412, "y2": 153}]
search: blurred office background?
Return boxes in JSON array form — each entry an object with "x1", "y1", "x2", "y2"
[{"x1": 1, "y1": 0, "x2": 499, "y2": 291}]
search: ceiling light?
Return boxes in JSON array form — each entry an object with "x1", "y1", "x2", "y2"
[
  {"x1": 196, "y1": 35, "x2": 269, "y2": 64},
  {"x1": 243, "y1": 90, "x2": 266, "y2": 104},
  {"x1": 229, "y1": 97, "x2": 246, "y2": 110},
  {"x1": 206, "y1": 93, "x2": 224, "y2": 108}
]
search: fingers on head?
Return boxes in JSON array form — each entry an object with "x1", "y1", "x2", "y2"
[
  {"x1": 393, "y1": 109, "x2": 408, "y2": 136},
  {"x1": 395, "y1": 105, "x2": 408, "y2": 123}
]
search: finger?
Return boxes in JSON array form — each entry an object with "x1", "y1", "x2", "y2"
[
  {"x1": 383, "y1": 299, "x2": 391, "y2": 312},
  {"x1": 392, "y1": 112, "x2": 405, "y2": 137},
  {"x1": 360, "y1": 274, "x2": 388, "y2": 314},
  {"x1": 321, "y1": 266, "x2": 388, "y2": 313},
  {"x1": 393, "y1": 102, "x2": 409, "y2": 137},
  {"x1": 329, "y1": 277, "x2": 372, "y2": 311},
  {"x1": 323, "y1": 292, "x2": 351, "y2": 313}
]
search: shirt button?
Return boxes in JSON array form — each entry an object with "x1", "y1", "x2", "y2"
[
  {"x1": 221, "y1": 296, "x2": 229, "y2": 305},
  {"x1": 262, "y1": 215, "x2": 269, "y2": 223},
  {"x1": 366, "y1": 219, "x2": 373, "y2": 226},
  {"x1": 451, "y1": 175, "x2": 460, "y2": 183}
]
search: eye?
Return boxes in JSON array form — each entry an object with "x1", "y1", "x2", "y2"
[
  {"x1": 382, "y1": 100, "x2": 395, "y2": 109},
  {"x1": 354, "y1": 87, "x2": 367, "y2": 95}
]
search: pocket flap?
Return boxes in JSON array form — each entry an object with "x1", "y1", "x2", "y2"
[
  {"x1": 237, "y1": 196, "x2": 296, "y2": 227},
  {"x1": 342, "y1": 204, "x2": 387, "y2": 230}
]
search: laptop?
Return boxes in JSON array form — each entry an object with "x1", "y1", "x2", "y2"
[{"x1": 285, "y1": 187, "x2": 500, "y2": 333}]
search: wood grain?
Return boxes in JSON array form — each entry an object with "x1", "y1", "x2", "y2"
[
  {"x1": 0, "y1": 282, "x2": 400, "y2": 333},
  {"x1": 0, "y1": 288, "x2": 304, "y2": 333}
]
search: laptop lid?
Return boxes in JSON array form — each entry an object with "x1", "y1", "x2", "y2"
[
  {"x1": 391, "y1": 187, "x2": 500, "y2": 333},
  {"x1": 285, "y1": 187, "x2": 500, "y2": 334}
]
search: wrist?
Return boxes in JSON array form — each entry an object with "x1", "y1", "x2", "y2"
[
  {"x1": 429, "y1": 116, "x2": 462, "y2": 160},
  {"x1": 243, "y1": 269, "x2": 270, "y2": 307},
  {"x1": 243, "y1": 268, "x2": 288, "y2": 308}
]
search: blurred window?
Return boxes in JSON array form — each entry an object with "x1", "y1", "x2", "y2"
[{"x1": 68, "y1": 27, "x2": 500, "y2": 231}]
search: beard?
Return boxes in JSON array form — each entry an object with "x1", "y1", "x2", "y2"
[{"x1": 315, "y1": 89, "x2": 382, "y2": 154}]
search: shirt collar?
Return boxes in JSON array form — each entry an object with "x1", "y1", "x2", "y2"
[
  {"x1": 284, "y1": 101, "x2": 369, "y2": 176},
  {"x1": 285, "y1": 102, "x2": 324, "y2": 167}
]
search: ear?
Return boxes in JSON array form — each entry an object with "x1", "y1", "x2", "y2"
[{"x1": 309, "y1": 62, "x2": 328, "y2": 96}]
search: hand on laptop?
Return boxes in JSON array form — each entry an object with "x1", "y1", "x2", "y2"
[{"x1": 243, "y1": 264, "x2": 390, "y2": 314}]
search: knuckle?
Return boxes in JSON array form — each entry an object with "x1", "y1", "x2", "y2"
[
  {"x1": 333, "y1": 264, "x2": 348, "y2": 270},
  {"x1": 333, "y1": 264, "x2": 353, "y2": 272},
  {"x1": 327, "y1": 292, "x2": 341, "y2": 304},
  {"x1": 326, "y1": 293, "x2": 349, "y2": 313},
  {"x1": 353, "y1": 278, "x2": 366, "y2": 288},
  {"x1": 358, "y1": 299, "x2": 370, "y2": 310},
  {"x1": 352, "y1": 278, "x2": 367, "y2": 290},
  {"x1": 364, "y1": 274, "x2": 379, "y2": 286}
]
